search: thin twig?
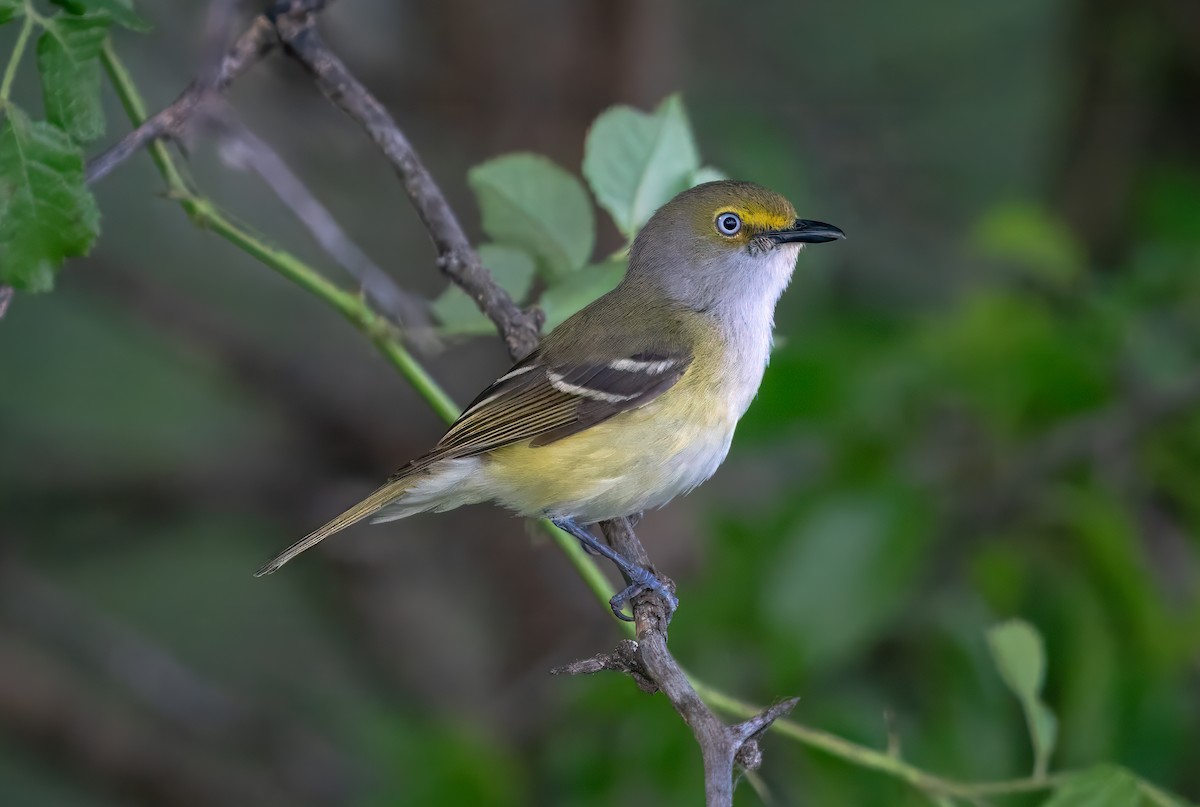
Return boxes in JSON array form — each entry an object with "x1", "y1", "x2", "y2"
[
  {"x1": 84, "y1": 0, "x2": 309, "y2": 184},
  {"x1": 552, "y1": 524, "x2": 801, "y2": 806},
  {"x1": 98, "y1": 43, "x2": 459, "y2": 422},
  {"x1": 88, "y1": 0, "x2": 433, "y2": 340},
  {"x1": 196, "y1": 0, "x2": 242, "y2": 93},
  {"x1": 175, "y1": 0, "x2": 244, "y2": 154},
  {"x1": 270, "y1": 10, "x2": 543, "y2": 360},
  {"x1": 212, "y1": 107, "x2": 436, "y2": 345},
  {"x1": 0, "y1": 285, "x2": 12, "y2": 319},
  {"x1": 550, "y1": 638, "x2": 657, "y2": 692},
  {"x1": 607, "y1": 519, "x2": 801, "y2": 805}
]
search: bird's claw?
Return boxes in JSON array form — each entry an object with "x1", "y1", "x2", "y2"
[
  {"x1": 608, "y1": 567, "x2": 678, "y2": 623},
  {"x1": 550, "y1": 518, "x2": 679, "y2": 623}
]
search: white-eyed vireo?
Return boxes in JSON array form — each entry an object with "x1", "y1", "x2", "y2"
[{"x1": 257, "y1": 180, "x2": 844, "y2": 619}]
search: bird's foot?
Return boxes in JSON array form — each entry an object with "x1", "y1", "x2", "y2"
[
  {"x1": 608, "y1": 567, "x2": 678, "y2": 623},
  {"x1": 551, "y1": 517, "x2": 678, "y2": 623}
]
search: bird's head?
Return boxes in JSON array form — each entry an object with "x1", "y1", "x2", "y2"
[{"x1": 625, "y1": 180, "x2": 844, "y2": 314}]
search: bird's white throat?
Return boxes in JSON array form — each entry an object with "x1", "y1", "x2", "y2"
[{"x1": 708, "y1": 243, "x2": 801, "y2": 420}]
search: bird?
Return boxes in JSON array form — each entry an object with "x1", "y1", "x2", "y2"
[{"x1": 256, "y1": 180, "x2": 844, "y2": 620}]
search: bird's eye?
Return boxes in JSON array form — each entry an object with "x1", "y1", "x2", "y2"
[{"x1": 715, "y1": 212, "x2": 742, "y2": 236}]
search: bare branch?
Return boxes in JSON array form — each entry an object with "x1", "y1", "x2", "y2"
[
  {"x1": 212, "y1": 108, "x2": 436, "y2": 346},
  {"x1": 552, "y1": 630, "x2": 802, "y2": 796},
  {"x1": 0, "y1": 285, "x2": 12, "y2": 319},
  {"x1": 549, "y1": 638, "x2": 657, "y2": 692},
  {"x1": 196, "y1": 0, "x2": 242, "y2": 94},
  {"x1": 85, "y1": 1, "x2": 295, "y2": 185},
  {"x1": 593, "y1": 520, "x2": 799, "y2": 805},
  {"x1": 270, "y1": 12, "x2": 543, "y2": 360},
  {"x1": 89, "y1": 0, "x2": 431, "y2": 339}
]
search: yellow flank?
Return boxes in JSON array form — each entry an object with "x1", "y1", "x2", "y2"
[{"x1": 484, "y1": 336, "x2": 734, "y2": 520}]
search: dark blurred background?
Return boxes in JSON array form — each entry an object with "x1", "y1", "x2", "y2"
[{"x1": 2, "y1": 0, "x2": 1199, "y2": 804}]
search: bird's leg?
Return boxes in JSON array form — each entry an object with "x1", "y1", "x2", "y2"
[{"x1": 551, "y1": 517, "x2": 678, "y2": 622}]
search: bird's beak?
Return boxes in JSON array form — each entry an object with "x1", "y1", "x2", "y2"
[{"x1": 768, "y1": 219, "x2": 846, "y2": 244}]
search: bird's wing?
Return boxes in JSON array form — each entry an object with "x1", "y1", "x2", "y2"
[{"x1": 391, "y1": 348, "x2": 692, "y2": 478}]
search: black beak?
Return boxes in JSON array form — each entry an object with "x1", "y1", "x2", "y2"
[{"x1": 768, "y1": 219, "x2": 846, "y2": 244}]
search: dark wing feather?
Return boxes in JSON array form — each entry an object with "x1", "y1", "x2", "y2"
[
  {"x1": 389, "y1": 349, "x2": 691, "y2": 479},
  {"x1": 527, "y1": 356, "x2": 686, "y2": 446}
]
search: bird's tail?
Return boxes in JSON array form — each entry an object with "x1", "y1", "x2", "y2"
[{"x1": 254, "y1": 476, "x2": 416, "y2": 576}]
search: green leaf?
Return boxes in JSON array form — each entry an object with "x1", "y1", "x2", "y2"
[
  {"x1": 987, "y1": 618, "x2": 1045, "y2": 697},
  {"x1": 539, "y1": 260, "x2": 626, "y2": 330},
  {"x1": 468, "y1": 153, "x2": 594, "y2": 279},
  {"x1": 478, "y1": 243, "x2": 537, "y2": 301},
  {"x1": 49, "y1": 0, "x2": 149, "y2": 31},
  {"x1": 690, "y1": 165, "x2": 726, "y2": 186},
  {"x1": 582, "y1": 94, "x2": 700, "y2": 239},
  {"x1": 37, "y1": 13, "x2": 111, "y2": 143},
  {"x1": 0, "y1": 108, "x2": 101, "y2": 291},
  {"x1": 0, "y1": 0, "x2": 24, "y2": 25},
  {"x1": 433, "y1": 244, "x2": 537, "y2": 335},
  {"x1": 1041, "y1": 766, "x2": 1141, "y2": 807},
  {"x1": 987, "y1": 619, "x2": 1058, "y2": 775}
]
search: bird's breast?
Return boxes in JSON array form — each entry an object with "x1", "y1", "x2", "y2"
[{"x1": 479, "y1": 320, "x2": 772, "y2": 522}]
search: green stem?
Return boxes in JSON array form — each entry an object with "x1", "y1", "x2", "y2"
[
  {"x1": 99, "y1": 39, "x2": 188, "y2": 192},
  {"x1": 99, "y1": 36, "x2": 1094, "y2": 807},
  {"x1": 201, "y1": 202, "x2": 459, "y2": 419},
  {"x1": 540, "y1": 520, "x2": 633, "y2": 635},
  {"x1": 693, "y1": 680, "x2": 1069, "y2": 799},
  {"x1": 100, "y1": 43, "x2": 457, "y2": 415},
  {"x1": 0, "y1": 10, "x2": 36, "y2": 105}
]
